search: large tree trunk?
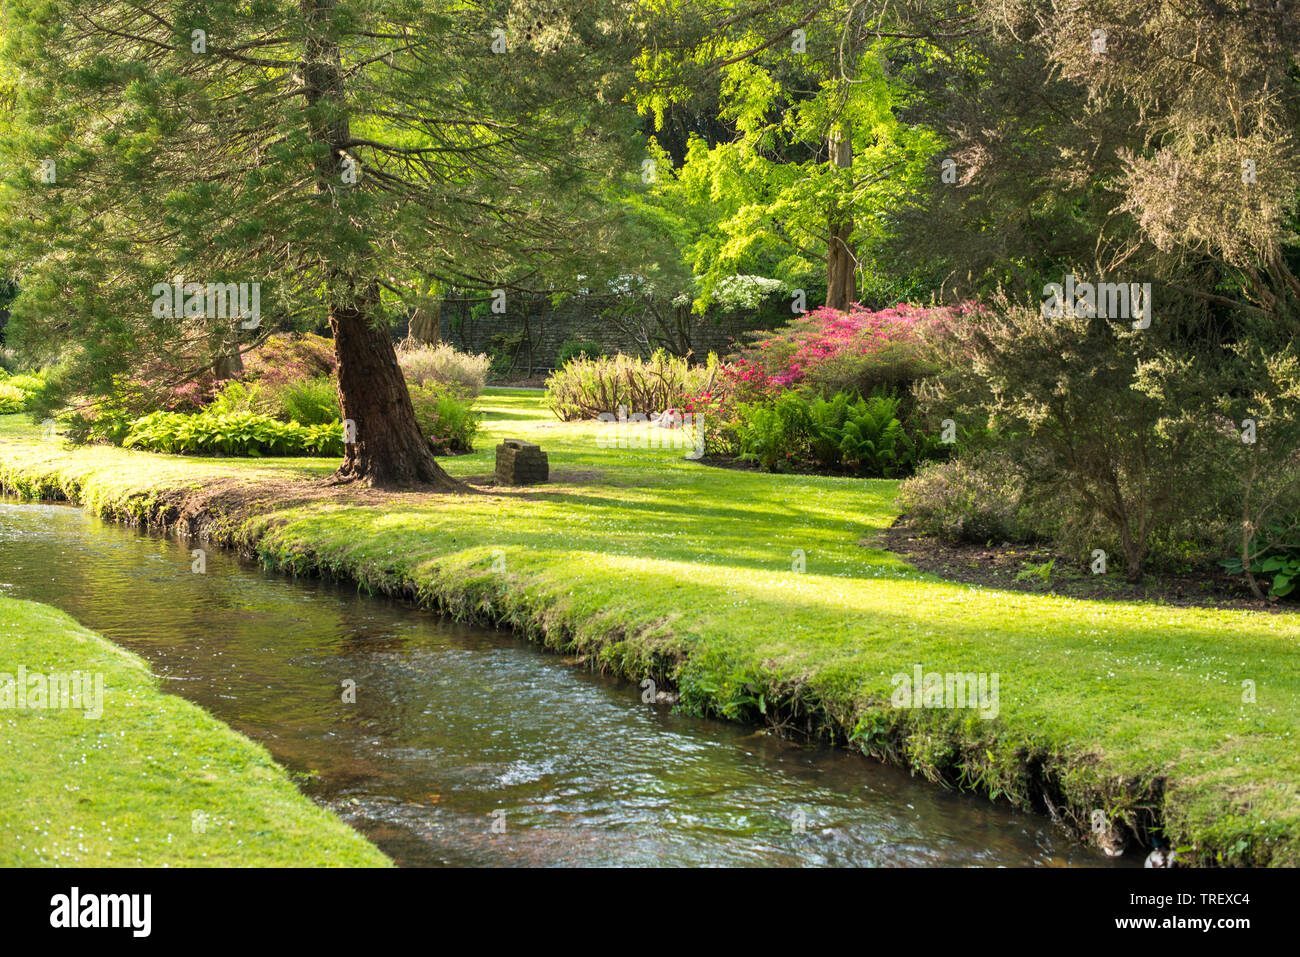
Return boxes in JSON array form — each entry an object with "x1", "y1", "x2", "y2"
[
  {"x1": 302, "y1": 0, "x2": 460, "y2": 489},
  {"x1": 826, "y1": 123, "x2": 857, "y2": 311},
  {"x1": 330, "y1": 284, "x2": 460, "y2": 488}
]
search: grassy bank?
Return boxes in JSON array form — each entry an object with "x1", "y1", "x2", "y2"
[
  {"x1": 0, "y1": 596, "x2": 391, "y2": 866},
  {"x1": 2, "y1": 391, "x2": 1299, "y2": 866}
]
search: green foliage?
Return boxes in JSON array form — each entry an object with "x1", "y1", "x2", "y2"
[
  {"x1": 734, "y1": 390, "x2": 939, "y2": 477},
  {"x1": 0, "y1": 1, "x2": 650, "y2": 426},
  {"x1": 270, "y1": 377, "x2": 340, "y2": 426},
  {"x1": 0, "y1": 368, "x2": 46, "y2": 414},
  {"x1": 918, "y1": 297, "x2": 1243, "y2": 579},
  {"x1": 0, "y1": 382, "x2": 23, "y2": 414},
  {"x1": 1223, "y1": 516, "x2": 1300, "y2": 600},
  {"x1": 206, "y1": 379, "x2": 263, "y2": 416},
  {"x1": 734, "y1": 392, "x2": 813, "y2": 471},
  {"x1": 545, "y1": 350, "x2": 717, "y2": 421},
  {"x1": 198, "y1": 373, "x2": 339, "y2": 427},
  {"x1": 632, "y1": 10, "x2": 939, "y2": 312},
  {"x1": 556, "y1": 338, "x2": 604, "y2": 367},
  {"x1": 123, "y1": 409, "x2": 343, "y2": 457},
  {"x1": 897, "y1": 452, "x2": 1038, "y2": 546},
  {"x1": 408, "y1": 383, "x2": 480, "y2": 454},
  {"x1": 1015, "y1": 559, "x2": 1056, "y2": 585}
]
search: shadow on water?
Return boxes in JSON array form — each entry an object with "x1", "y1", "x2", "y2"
[{"x1": 0, "y1": 499, "x2": 1135, "y2": 867}]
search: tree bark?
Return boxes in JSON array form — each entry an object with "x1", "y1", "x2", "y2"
[
  {"x1": 826, "y1": 123, "x2": 857, "y2": 311},
  {"x1": 330, "y1": 283, "x2": 460, "y2": 488},
  {"x1": 407, "y1": 298, "x2": 441, "y2": 345},
  {"x1": 301, "y1": 0, "x2": 460, "y2": 489},
  {"x1": 212, "y1": 327, "x2": 244, "y2": 381}
]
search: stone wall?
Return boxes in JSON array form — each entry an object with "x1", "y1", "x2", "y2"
[{"x1": 438, "y1": 295, "x2": 790, "y2": 372}]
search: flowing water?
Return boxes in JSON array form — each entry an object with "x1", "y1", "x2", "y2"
[{"x1": 0, "y1": 499, "x2": 1131, "y2": 867}]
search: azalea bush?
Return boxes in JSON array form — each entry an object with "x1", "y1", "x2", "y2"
[
  {"x1": 409, "y1": 382, "x2": 480, "y2": 454},
  {"x1": 684, "y1": 303, "x2": 964, "y2": 462},
  {"x1": 731, "y1": 303, "x2": 961, "y2": 399}
]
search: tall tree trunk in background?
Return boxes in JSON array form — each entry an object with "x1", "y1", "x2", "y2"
[
  {"x1": 826, "y1": 122, "x2": 857, "y2": 311},
  {"x1": 408, "y1": 277, "x2": 442, "y2": 345},
  {"x1": 302, "y1": 0, "x2": 460, "y2": 489},
  {"x1": 408, "y1": 298, "x2": 441, "y2": 344},
  {"x1": 212, "y1": 327, "x2": 244, "y2": 380}
]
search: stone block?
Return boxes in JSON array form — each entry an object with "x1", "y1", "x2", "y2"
[{"x1": 495, "y1": 439, "x2": 549, "y2": 485}]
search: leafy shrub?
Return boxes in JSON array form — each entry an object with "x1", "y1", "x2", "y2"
[
  {"x1": 734, "y1": 393, "x2": 814, "y2": 470},
  {"x1": 556, "y1": 338, "x2": 604, "y2": 367},
  {"x1": 409, "y1": 382, "x2": 480, "y2": 454},
  {"x1": 819, "y1": 393, "x2": 941, "y2": 476},
  {"x1": 267, "y1": 376, "x2": 339, "y2": 425},
  {"x1": 897, "y1": 453, "x2": 1038, "y2": 545},
  {"x1": 546, "y1": 350, "x2": 719, "y2": 421},
  {"x1": 0, "y1": 369, "x2": 47, "y2": 414},
  {"x1": 917, "y1": 295, "x2": 1244, "y2": 580},
  {"x1": 205, "y1": 375, "x2": 339, "y2": 425},
  {"x1": 123, "y1": 409, "x2": 343, "y2": 457},
  {"x1": 732, "y1": 390, "x2": 940, "y2": 476},
  {"x1": 1222, "y1": 513, "x2": 1300, "y2": 600},
  {"x1": 242, "y1": 333, "x2": 336, "y2": 389},
  {"x1": 730, "y1": 303, "x2": 958, "y2": 399},
  {"x1": 0, "y1": 382, "x2": 24, "y2": 414},
  {"x1": 205, "y1": 378, "x2": 263, "y2": 415},
  {"x1": 397, "y1": 341, "x2": 490, "y2": 397},
  {"x1": 64, "y1": 406, "x2": 134, "y2": 446}
]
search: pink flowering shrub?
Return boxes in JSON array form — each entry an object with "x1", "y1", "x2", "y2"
[
  {"x1": 685, "y1": 303, "x2": 971, "y2": 456},
  {"x1": 409, "y1": 381, "x2": 480, "y2": 454},
  {"x1": 731, "y1": 302, "x2": 969, "y2": 399}
]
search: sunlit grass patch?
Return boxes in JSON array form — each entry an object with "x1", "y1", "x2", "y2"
[{"x1": 0, "y1": 596, "x2": 390, "y2": 867}]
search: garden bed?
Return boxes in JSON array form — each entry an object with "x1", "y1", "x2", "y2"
[{"x1": 881, "y1": 519, "x2": 1283, "y2": 614}]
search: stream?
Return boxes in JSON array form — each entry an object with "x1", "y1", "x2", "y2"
[{"x1": 0, "y1": 498, "x2": 1132, "y2": 867}]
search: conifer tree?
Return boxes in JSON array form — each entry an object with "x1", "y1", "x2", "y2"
[{"x1": 0, "y1": 0, "x2": 647, "y2": 486}]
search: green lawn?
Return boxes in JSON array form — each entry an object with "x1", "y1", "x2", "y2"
[
  {"x1": 0, "y1": 596, "x2": 390, "y2": 866},
  {"x1": 2, "y1": 388, "x2": 1298, "y2": 866}
]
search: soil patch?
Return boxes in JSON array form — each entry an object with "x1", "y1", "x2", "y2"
[{"x1": 878, "y1": 518, "x2": 1289, "y2": 613}]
